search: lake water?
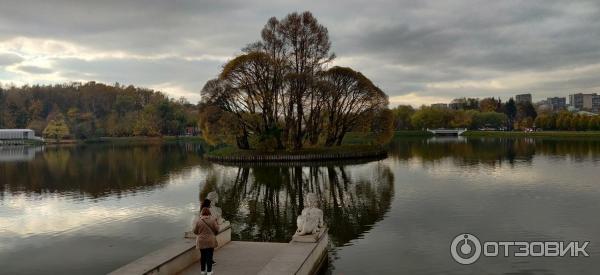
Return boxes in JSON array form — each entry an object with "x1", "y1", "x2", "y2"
[{"x1": 1, "y1": 138, "x2": 599, "y2": 274}]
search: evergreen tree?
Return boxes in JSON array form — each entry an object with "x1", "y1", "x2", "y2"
[{"x1": 504, "y1": 98, "x2": 517, "y2": 130}]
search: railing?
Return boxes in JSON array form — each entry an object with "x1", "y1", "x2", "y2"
[
  {"x1": 426, "y1": 128, "x2": 468, "y2": 135},
  {"x1": 205, "y1": 149, "x2": 388, "y2": 163}
]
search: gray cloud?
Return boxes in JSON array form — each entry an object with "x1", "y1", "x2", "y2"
[
  {"x1": 0, "y1": 53, "x2": 23, "y2": 66},
  {"x1": 1, "y1": 0, "x2": 600, "y2": 105},
  {"x1": 54, "y1": 56, "x2": 223, "y2": 102},
  {"x1": 16, "y1": 65, "x2": 53, "y2": 74}
]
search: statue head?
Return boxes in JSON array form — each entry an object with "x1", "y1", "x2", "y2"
[
  {"x1": 305, "y1": 192, "x2": 318, "y2": 208},
  {"x1": 207, "y1": 191, "x2": 219, "y2": 205}
]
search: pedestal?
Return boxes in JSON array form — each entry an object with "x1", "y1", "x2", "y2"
[{"x1": 292, "y1": 227, "x2": 327, "y2": 243}]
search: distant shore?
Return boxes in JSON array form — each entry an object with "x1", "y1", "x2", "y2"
[
  {"x1": 33, "y1": 136, "x2": 205, "y2": 145},
  {"x1": 462, "y1": 130, "x2": 600, "y2": 138},
  {"x1": 22, "y1": 130, "x2": 600, "y2": 147},
  {"x1": 391, "y1": 130, "x2": 600, "y2": 138}
]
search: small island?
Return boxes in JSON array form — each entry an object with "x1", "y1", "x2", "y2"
[
  {"x1": 205, "y1": 143, "x2": 388, "y2": 162},
  {"x1": 197, "y1": 12, "x2": 394, "y2": 161}
]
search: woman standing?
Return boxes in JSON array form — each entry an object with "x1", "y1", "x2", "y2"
[{"x1": 194, "y1": 207, "x2": 219, "y2": 275}]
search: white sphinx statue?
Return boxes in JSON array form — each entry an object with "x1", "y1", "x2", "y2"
[
  {"x1": 206, "y1": 191, "x2": 226, "y2": 225},
  {"x1": 295, "y1": 193, "x2": 325, "y2": 236}
]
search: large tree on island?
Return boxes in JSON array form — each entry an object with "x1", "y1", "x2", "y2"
[{"x1": 199, "y1": 11, "x2": 389, "y2": 150}]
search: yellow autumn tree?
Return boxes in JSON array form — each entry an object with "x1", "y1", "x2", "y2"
[{"x1": 43, "y1": 114, "x2": 70, "y2": 141}]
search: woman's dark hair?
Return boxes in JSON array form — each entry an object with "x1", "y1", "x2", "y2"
[
  {"x1": 201, "y1": 207, "x2": 211, "y2": 216},
  {"x1": 201, "y1": 199, "x2": 211, "y2": 209}
]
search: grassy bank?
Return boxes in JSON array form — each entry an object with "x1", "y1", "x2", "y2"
[
  {"x1": 463, "y1": 130, "x2": 600, "y2": 138},
  {"x1": 342, "y1": 130, "x2": 432, "y2": 145},
  {"x1": 41, "y1": 139, "x2": 79, "y2": 144},
  {"x1": 161, "y1": 136, "x2": 206, "y2": 143},
  {"x1": 341, "y1": 132, "x2": 376, "y2": 145},
  {"x1": 0, "y1": 139, "x2": 46, "y2": 145},
  {"x1": 55, "y1": 136, "x2": 208, "y2": 144},
  {"x1": 393, "y1": 130, "x2": 434, "y2": 137}
]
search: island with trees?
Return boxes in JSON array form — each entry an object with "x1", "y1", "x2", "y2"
[{"x1": 197, "y1": 11, "x2": 393, "y2": 161}]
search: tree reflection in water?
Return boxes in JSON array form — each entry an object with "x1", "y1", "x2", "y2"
[
  {"x1": 0, "y1": 143, "x2": 207, "y2": 198},
  {"x1": 199, "y1": 161, "x2": 394, "y2": 246}
]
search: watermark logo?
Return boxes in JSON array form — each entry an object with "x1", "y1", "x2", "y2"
[
  {"x1": 451, "y1": 233, "x2": 482, "y2": 264},
  {"x1": 450, "y1": 233, "x2": 590, "y2": 265}
]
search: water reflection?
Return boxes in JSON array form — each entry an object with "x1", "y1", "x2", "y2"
[
  {"x1": 1, "y1": 138, "x2": 600, "y2": 274},
  {"x1": 0, "y1": 146, "x2": 44, "y2": 162},
  {"x1": 0, "y1": 144, "x2": 206, "y2": 198},
  {"x1": 331, "y1": 137, "x2": 600, "y2": 274},
  {"x1": 199, "y1": 162, "x2": 394, "y2": 246},
  {"x1": 388, "y1": 137, "x2": 600, "y2": 166},
  {"x1": 0, "y1": 165, "x2": 207, "y2": 275}
]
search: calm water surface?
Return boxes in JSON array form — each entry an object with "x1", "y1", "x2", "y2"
[{"x1": 1, "y1": 138, "x2": 599, "y2": 274}]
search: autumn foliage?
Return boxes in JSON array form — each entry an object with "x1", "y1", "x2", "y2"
[
  {"x1": 0, "y1": 82, "x2": 198, "y2": 138},
  {"x1": 199, "y1": 11, "x2": 390, "y2": 150}
]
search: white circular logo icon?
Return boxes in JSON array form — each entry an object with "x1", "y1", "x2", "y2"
[{"x1": 451, "y1": 233, "x2": 482, "y2": 265}]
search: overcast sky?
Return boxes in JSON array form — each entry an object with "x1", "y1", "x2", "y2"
[{"x1": 1, "y1": 0, "x2": 600, "y2": 106}]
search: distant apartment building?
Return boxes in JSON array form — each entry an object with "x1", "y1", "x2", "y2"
[
  {"x1": 515, "y1": 93, "x2": 532, "y2": 104},
  {"x1": 546, "y1": 97, "x2": 566, "y2": 111},
  {"x1": 449, "y1": 98, "x2": 465, "y2": 110},
  {"x1": 448, "y1": 98, "x2": 479, "y2": 110},
  {"x1": 431, "y1": 103, "x2": 448, "y2": 109},
  {"x1": 569, "y1": 93, "x2": 599, "y2": 112},
  {"x1": 593, "y1": 96, "x2": 600, "y2": 113}
]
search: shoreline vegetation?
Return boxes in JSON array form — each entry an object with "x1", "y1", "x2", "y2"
[
  {"x1": 36, "y1": 136, "x2": 205, "y2": 145},
  {"x1": 28, "y1": 129, "x2": 600, "y2": 145}
]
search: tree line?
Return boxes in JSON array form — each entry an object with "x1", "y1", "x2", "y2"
[
  {"x1": 198, "y1": 11, "x2": 391, "y2": 151},
  {"x1": 391, "y1": 97, "x2": 539, "y2": 130},
  {"x1": 393, "y1": 96, "x2": 600, "y2": 131},
  {"x1": 0, "y1": 82, "x2": 198, "y2": 139},
  {"x1": 535, "y1": 112, "x2": 600, "y2": 131}
]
